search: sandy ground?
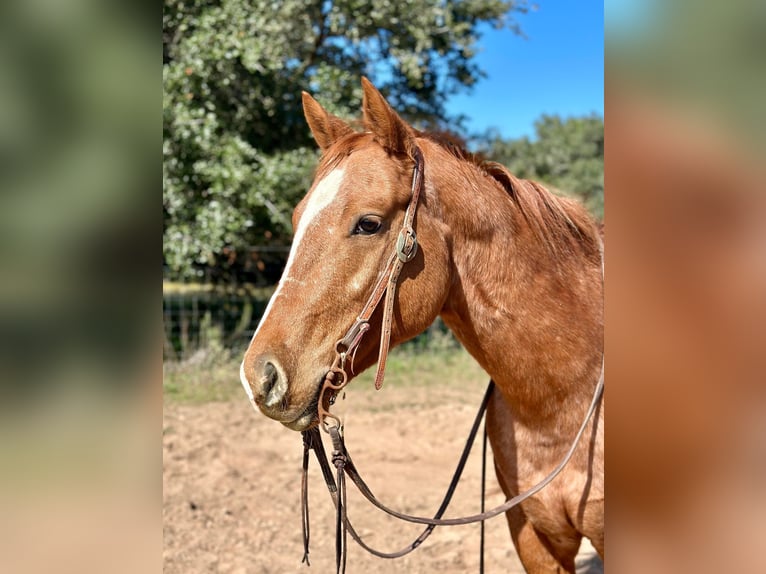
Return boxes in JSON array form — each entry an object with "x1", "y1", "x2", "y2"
[{"x1": 163, "y1": 382, "x2": 603, "y2": 573}]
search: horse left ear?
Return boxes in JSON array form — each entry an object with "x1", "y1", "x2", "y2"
[
  {"x1": 302, "y1": 91, "x2": 354, "y2": 151},
  {"x1": 361, "y1": 77, "x2": 414, "y2": 155}
]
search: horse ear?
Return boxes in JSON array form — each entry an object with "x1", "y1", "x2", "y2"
[
  {"x1": 302, "y1": 91, "x2": 354, "y2": 151},
  {"x1": 361, "y1": 77, "x2": 414, "y2": 155}
]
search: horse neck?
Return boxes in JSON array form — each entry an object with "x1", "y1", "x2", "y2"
[{"x1": 425, "y1": 145, "x2": 603, "y2": 428}]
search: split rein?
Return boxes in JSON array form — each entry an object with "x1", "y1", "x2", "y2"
[{"x1": 297, "y1": 145, "x2": 605, "y2": 572}]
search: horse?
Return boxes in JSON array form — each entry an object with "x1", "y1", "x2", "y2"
[{"x1": 239, "y1": 77, "x2": 604, "y2": 573}]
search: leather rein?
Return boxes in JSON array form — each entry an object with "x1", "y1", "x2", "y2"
[{"x1": 299, "y1": 144, "x2": 605, "y2": 572}]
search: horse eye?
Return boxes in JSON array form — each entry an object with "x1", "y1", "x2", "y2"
[{"x1": 354, "y1": 216, "x2": 382, "y2": 235}]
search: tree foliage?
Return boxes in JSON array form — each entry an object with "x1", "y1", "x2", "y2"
[
  {"x1": 479, "y1": 114, "x2": 604, "y2": 219},
  {"x1": 163, "y1": 0, "x2": 530, "y2": 279}
]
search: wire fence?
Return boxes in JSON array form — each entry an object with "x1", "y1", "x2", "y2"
[{"x1": 163, "y1": 246, "x2": 289, "y2": 361}]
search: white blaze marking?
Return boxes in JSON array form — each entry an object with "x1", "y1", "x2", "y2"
[
  {"x1": 239, "y1": 169, "x2": 345, "y2": 390},
  {"x1": 240, "y1": 360, "x2": 255, "y2": 403}
]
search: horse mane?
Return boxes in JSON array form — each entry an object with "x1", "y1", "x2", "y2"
[
  {"x1": 420, "y1": 131, "x2": 603, "y2": 263},
  {"x1": 317, "y1": 130, "x2": 602, "y2": 263}
]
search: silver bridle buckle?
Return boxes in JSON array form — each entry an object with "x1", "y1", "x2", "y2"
[{"x1": 396, "y1": 227, "x2": 418, "y2": 262}]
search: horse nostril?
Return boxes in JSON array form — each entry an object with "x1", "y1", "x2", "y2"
[
  {"x1": 262, "y1": 361, "x2": 278, "y2": 394},
  {"x1": 260, "y1": 360, "x2": 287, "y2": 409}
]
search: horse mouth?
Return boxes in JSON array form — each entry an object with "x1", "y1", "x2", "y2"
[
  {"x1": 280, "y1": 373, "x2": 328, "y2": 431},
  {"x1": 282, "y1": 408, "x2": 316, "y2": 431}
]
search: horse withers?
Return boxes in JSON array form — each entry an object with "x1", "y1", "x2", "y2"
[{"x1": 240, "y1": 77, "x2": 604, "y2": 573}]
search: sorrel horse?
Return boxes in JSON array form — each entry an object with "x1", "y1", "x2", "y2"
[{"x1": 240, "y1": 78, "x2": 604, "y2": 573}]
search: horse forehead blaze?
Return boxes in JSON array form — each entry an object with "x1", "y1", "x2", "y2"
[
  {"x1": 238, "y1": 167, "x2": 348, "y2": 413},
  {"x1": 258, "y1": 167, "x2": 346, "y2": 324},
  {"x1": 242, "y1": 168, "x2": 344, "y2": 356},
  {"x1": 292, "y1": 167, "x2": 346, "y2": 246}
]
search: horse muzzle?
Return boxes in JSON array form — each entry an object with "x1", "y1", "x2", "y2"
[{"x1": 240, "y1": 354, "x2": 321, "y2": 431}]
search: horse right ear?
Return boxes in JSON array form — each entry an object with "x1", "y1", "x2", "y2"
[
  {"x1": 302, "y1": 92, "x2": 354, "y2": 151},
  {"x1": 361, "y1": 76, "x2": 414, "y2": 155}
]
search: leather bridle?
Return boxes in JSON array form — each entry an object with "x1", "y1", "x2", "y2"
[
  {"x1": 299, "y1": 144, "x2": 605, "y2": 573},
  {"x1": 316, "y1": 146, "x2": 424, "y2": 431}
]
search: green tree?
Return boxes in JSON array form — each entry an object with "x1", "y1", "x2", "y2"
[
  {"x1": 163, "y1": 0, "x2": 532, "y2": 279},
  {"x1": 480, "y1": 114, "x2": 604, "y2": 219}
]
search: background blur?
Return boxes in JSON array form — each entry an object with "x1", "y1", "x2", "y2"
[
  {"x1": 0, "y1": 0, "x2": 158, "y2": 573},
  {"x1": 605, "y1": 0, "x2": 766, "y2": 572}
]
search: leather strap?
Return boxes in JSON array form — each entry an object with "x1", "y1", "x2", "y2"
[
  {"x1": 373, "y1": 148, "x2": 422, "y2": 389},
  {"x1": 317, "y1": 147, "x2": 424, "y2": 429}
]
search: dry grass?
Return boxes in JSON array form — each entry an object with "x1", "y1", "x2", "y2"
[{"x1": 163, "y1": 345, "x2": 488, "y2": 405}]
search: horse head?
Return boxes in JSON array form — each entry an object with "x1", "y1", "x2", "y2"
[{"x1": 240, "y1": 78, "x2": 451, "y2": 430}]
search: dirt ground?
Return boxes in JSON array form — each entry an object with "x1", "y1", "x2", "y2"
[{"x1": 163, "y1": 381, "x2": 603, "y2": 573}]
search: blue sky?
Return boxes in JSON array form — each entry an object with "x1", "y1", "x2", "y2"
[{"x1": 445, "y1": 2, "x2": 604, "y2": 140}]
